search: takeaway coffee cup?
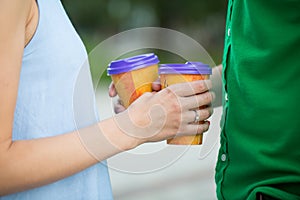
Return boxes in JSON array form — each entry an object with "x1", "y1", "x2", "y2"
[
  {"x1": 107, "y1": 53, "x2": 159, "y2": 108},
  {"x1": 159, "y1": 62, "x2": 212, "y2": 145}
]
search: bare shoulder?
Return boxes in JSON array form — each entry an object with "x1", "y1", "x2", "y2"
[
  {"x1": 0, "y1": 0, "x2": 32, "y2": 11},
  {"x1": 0, "y1": 0, "x2": 33, "y2": 29}
]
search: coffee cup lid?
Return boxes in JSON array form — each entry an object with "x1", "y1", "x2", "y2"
[
  {"x1": 159, "y1": 61, "x2": 212, "y2": 75},
  {"x1": 107, "y1": 53, "x2": 160, "y2": 75}
]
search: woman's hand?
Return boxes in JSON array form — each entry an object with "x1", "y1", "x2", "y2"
[
  {"x1": 108, "y1": 79, "x2": 162, "y2": 113},
  {"x1": 113, "y1": 80, "x2": 214, "y2": 148}
]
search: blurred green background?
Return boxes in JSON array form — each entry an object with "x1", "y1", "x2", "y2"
[{"x1": 62, "y1": 0, "x2": 226, "y2": 64}]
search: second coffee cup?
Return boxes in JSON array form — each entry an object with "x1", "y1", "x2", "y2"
[{"x1": 159, "y1": 62, "x2": 212, "y2": 145}]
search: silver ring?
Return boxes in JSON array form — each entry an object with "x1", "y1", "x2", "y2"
[{"x1": 193, "y1": 110, "x2": 200, "y2": 123}]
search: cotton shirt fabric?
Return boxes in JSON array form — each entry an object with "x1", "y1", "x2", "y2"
[
  {"x1": 216, "y1": 0, "x2": 300, "y2": 199},
  {"x1": 0, "y1": 0, "x2": 113, "y2": 199}
]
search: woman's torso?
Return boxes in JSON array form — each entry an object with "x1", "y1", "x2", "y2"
[{"x1": 1, "y1": 0, "x2": 113, "y2": 199}]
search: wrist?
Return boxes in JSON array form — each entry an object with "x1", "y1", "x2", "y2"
[{"x1": 100, "y1": 115, "x2": 141, "y2": 151}]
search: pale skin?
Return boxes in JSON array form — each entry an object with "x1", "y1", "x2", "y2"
[{"x1": 0, "y1": 0, "x2": 219, "y2": 196}]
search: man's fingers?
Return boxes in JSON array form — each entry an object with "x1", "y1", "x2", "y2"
[
  {"x1": 114, "y1": 99, "x2": 126, "y2": 113},
  {"x1": 109, "y1": 82, "x2": 117, "y2": 97},
  {"x1": 152, "y1": 81, "x2": 161, "y2": 92},
  {"x1": 178, "y1": 121, "x2": 210, "y2": 135}
]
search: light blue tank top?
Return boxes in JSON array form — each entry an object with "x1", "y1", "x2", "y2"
[{"x1": 1, "y1": 0, "x2": 113, "y2": 199}]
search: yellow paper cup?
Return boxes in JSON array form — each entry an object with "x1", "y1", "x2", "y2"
[
  {"x1": 159, "y1": 62, "x2": 212, "y2": 145},
  {"x1": 107, "y1": 53, "x2": 159, "y2": 108}
]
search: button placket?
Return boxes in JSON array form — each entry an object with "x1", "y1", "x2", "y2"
[{"x1": 218, "y1": 0, "x2": 234, "y2": 198}]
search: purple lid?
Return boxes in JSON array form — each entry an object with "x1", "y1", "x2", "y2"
[
  {"x1": 107, "y1": 53, "x2": 160, "y2": 75},
  {"x1": 159, "y1": 61, "x2": 212, "y2": 75}
]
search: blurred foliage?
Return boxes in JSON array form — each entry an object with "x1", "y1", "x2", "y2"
[
  {"x1": 62, "y1": 0, "x2": 226, "y2": 83},
  {"x1": 62, "y1": 0, "x2": 227, "y2": 63}
]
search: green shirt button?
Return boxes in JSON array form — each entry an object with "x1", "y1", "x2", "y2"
[{"x1": 221, "y1": 154, "x2": 227, "y2": 162}]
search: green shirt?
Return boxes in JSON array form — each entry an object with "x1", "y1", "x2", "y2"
[{"x1": 215, "y1": 0, "x2": 300, "y2": 199}]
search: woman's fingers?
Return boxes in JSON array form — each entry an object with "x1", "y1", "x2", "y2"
[
  {"x1": 180, "y1": 91, "x2": 215, "y2": 110},
  {"x1": 178, "y1": 121, "x2": 210, "y2": 136},
  {"x1": 181, "y1": 107, "x2": 213, "y2": 124},
  {"x1": 168, "y1": 80, "x2": 212, "y2": 97}
]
